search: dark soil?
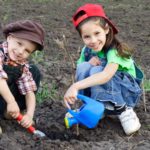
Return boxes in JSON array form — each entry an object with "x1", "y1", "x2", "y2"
[{"x1": 0, "y1": 0, "x2": 150, "y2": 149}]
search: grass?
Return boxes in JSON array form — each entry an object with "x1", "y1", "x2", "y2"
[
  {"x1": 36, "y1": 81, "x2": 58, "y2": 104},
  {"x1": 30, "y1": 51, "x2": 45, "y2": 64},
  {"x1": 143, "y1": 79, "x2": 150, "y2": 92}
]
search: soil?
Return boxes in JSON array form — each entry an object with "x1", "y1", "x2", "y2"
[{"x1": 0, "y1": 0, "x2": 150, "y2": 149}]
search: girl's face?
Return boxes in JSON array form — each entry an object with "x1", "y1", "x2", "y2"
[
  {"x1": 80, "y1": 20, "x2": 109, "y2": 52},
  {"x1": 7, "y1": 35, "x2": 36, "y2": 62}
]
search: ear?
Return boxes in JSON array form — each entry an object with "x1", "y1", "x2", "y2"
[{"x1": 104, "y1": 23, "x2": 109, "y2": 34}]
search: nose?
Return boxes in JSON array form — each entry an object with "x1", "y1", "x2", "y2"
[
  {"x1": 17, "y1": 47, "x2": 24, "y2": 55},
  {"x1": 90, "y1": 36, "x2": 97, "y2": 43}
]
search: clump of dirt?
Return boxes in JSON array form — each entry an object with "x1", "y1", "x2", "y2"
[{"x1": 0, "y1": 0, "x2": 150, "y2": 149}]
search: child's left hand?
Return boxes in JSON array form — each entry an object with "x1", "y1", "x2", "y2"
[
  {"x1": 88, "y1": 56, "x2": 101, "y2": 66},
  {"x1": 19, "y1": 114, "x2": 33, "y2": 128}
]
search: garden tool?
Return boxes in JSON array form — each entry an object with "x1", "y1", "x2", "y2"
[
  {"x1": 64, "y1": 94, "x2": 105, "y2": 129},
  {"x1": 16, "y1": 113, "x2": 46, "y2": 138}
]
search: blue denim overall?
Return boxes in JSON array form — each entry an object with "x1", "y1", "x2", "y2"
[{"x1": 76, "y1": 47, "x2": 143, "y2": 114}]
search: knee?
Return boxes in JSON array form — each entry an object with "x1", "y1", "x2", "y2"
[
  {"x1": 76, "y1": 62, "x2": 92, "y2": 74},
  {"x1": 76, "y1": 62, "x2": 92, "y2": 80},
  {"x1": 89, "y1": 66, "x2": 103, "y2": 75}
]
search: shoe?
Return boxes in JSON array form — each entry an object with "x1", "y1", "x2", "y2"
[{"x1": 118, "y1": 107, "x2": 141, "y2": 135}]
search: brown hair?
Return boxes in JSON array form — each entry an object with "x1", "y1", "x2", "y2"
[{"x1": 76, "y1": 16, "x2": 134, "y2": 58}]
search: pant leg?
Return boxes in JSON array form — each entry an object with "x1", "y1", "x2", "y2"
[
  {"x1": 89, "y1": 66, "x2": 127, "y2": 115},
  {"x1": 90, "y1": 69, "x2": 126, "y2": 106},
  {"x1": 76, "y1": 62, "x2": 93, "y2": 96}
]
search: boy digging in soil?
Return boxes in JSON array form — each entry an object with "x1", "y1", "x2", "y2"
[
  {"x1": 64, "y1": 3, "x2": 143, "y2": 135},
  {"x1": 0, "y1": 20, "x2": 45, "y2": 133}
]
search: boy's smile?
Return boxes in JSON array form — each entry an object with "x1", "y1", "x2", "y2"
[{"x1": 7, "y1": 35, "x2": 36, "y2": 62}]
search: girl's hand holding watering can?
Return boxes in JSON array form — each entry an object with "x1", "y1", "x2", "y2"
[{"x1": 64, "y1": 84, "x2": 78, "y2": 109}]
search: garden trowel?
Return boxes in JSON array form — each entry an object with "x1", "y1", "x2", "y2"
[{"x1": 16, "y1": 113, "x2": 46, "y2": 138}]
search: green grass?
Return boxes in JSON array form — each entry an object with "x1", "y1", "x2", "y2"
[
  {"x1": 143, "y1": 79, "x2": 150, "y2": 92},
  {"x1": 31, "y1": 51, "x2": 45, "y2": 64},
  {"x1": 36, "y1": 81, "x2": 58, "y2": 104}
]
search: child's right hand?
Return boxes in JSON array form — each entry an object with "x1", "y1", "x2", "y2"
[
  {"x1": 64, "y1": 84, "x2": 78, "y2": 109},
  {"x1": 7, "y1": 101, "x2": 20, "y2": 118},
  {"x1": 89, "y1": 56, "x2": 101, "y2": 66}
]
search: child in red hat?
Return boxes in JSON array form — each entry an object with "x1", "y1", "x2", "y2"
[
  {"x1": 0, "y1": 20, "x2": 45, "y2": 133},
  {"x1": 64, "y1": 3, "x2": 143, "y2": 135}
]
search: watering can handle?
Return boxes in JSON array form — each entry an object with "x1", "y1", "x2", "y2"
[
  {"x1": 65, "y1": 94, "x2": 93, "y2": 109},
  {"x1": 77, "y1": 94, "x2": 93, "y2": 104}
]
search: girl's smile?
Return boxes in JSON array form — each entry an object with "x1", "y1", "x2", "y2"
[{"x1": 80, "y1": 20, "x2": 109, "y2": 52}]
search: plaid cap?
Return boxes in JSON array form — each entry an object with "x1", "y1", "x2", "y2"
[
  {"x1": 3, "y1": 20, "x2": 45, "y2": 50},
  {"x1": 72, "y1": 3, "x2": 118, "y2": 34}
]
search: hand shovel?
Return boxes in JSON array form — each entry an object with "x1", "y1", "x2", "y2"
[{"x1": 16, "y1": 113, "x2": 46, "y2": 138}]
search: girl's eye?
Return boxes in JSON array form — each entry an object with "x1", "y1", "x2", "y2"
[{"x1": 95, "y1": 32, "x2": 100, "y2": 35}]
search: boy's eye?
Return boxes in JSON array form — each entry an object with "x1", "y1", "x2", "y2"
[
  {"x1": 25, "y1": 49, "x2": 31, "y2": 54},
  {"x1": 83, "y1": 35, "x2": 90, "y2": 39},
  {"x1": 17, "y1": 42, "x2": 22, "y2": 46}
]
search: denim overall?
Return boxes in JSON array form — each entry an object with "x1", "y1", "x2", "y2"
[
  {"x1": 76, "y1": 47, "x2": 143, "y2": 114},
  {"x1": 0, "y1": 44, "x2": 41, "y2": 116}
]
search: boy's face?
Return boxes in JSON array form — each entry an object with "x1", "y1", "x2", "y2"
[
  {"x1": 7, "y1": 35, "x2": 37, "y2": 62},
  {"x1": 80, "y1": 20, "x2": 109, "y2": 52}
]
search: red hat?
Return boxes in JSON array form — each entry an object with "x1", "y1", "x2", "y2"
[
  {"x1": 72, "y1": 3, "x2": 118, "y2": 34},
  {"x1": 3, "y1": 20, "x2": 45, "y2": 50}
]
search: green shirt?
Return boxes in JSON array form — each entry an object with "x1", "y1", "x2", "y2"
[
  {"x1": 77, "y1": 47, "x2": 136, "y2": 77},
  {"x1": 107, "y1": 49, "x2": 136, "y2": 77}
]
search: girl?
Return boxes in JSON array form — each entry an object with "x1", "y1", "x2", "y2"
[
  {"x1": 64, "y1": 3, "x2": 143, "y2": 135},
  {"x1": 0, "y1": 20, "x2": 45, "y2": 132}
]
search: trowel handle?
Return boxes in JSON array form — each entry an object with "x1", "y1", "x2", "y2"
[{"x1": 16, "y1": 113, "x2": 35, "y2": 133}]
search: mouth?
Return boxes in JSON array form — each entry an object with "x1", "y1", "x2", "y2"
[
  {"x1": 9, "y1": 52, "x2": 20, "y2": 61},
  {"x1": 90, "y1": 42, "x2": 101, "y2": 50}
]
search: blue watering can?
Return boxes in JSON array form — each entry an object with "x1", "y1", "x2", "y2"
[{"x1": 64, "y1": 94, "x2": 105, "y2": 129}]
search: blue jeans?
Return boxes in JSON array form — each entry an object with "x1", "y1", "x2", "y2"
[{"x1": 76, "y1": 61, "x2": 142, "y2": 114}]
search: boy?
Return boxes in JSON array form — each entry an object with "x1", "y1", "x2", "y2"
[{"x1": 0, "y1": 20, "x2": 45, "y2": 132}]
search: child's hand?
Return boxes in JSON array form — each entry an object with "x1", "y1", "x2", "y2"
[
  {"x1": 64, "y1": 84, "x2": 78, "y2": 108},
  {"x1": 7, "y1": 101, "x2": 20, "y2": 118},
  {"x1": 19, "y1": 114, "x2": 33, "y2": 128},
  {"x1": 89, "y1": 56, "x2": 101, "y2": 66}
]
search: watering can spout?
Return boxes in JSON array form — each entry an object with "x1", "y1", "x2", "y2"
[{"x1": 64, "y1": 94, "x2": 104, "y2": 128}]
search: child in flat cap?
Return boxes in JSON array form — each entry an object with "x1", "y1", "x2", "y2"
[
  {"x1": 64, "y1": 3, "x2": 144, "y2": 135},
  {"x1": 0, "y1": 20, "x2": 45, "y2": 132}
]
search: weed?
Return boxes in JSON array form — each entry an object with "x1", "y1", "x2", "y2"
[
  {"x1": 36, "y1": 81, "x2": 58, "y2": 104},
  {"x1": 143, "y1": 79, "x2": 150, "y2": 92},
  {"x1": 30, "y1": 50, "x2": 45, "y2": 64}
]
